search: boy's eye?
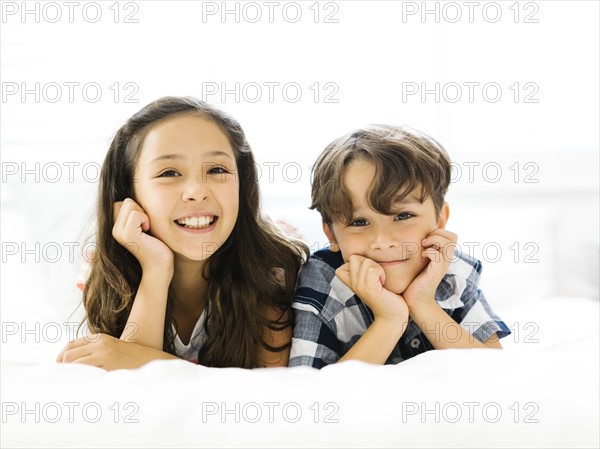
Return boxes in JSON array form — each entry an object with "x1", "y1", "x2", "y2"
[
  {"x1": 349, "y1": 218, "x2": 369, "y2": 227},
  {"x1": 394, "y1": 212, "x2": 414, "y2": 221},
  {"x1": 158, "y1": 169, "x2": 180, "y2": 178}
]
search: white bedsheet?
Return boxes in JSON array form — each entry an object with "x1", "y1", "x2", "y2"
[{"x1": 1, "y1": 296, "x2": 598, "y2": 448}]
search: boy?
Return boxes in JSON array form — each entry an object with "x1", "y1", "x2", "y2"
[{"x1": 289, "y1": 125, "x2": 511, "y2": 368}]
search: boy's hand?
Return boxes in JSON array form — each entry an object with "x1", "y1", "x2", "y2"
[
  {"x1": 403, "y1": 228, "x2": 457, "y2": 309},
  {"x1": 113, "y1": 198, "x2": 174, "y2": 275},
  {"x1": 336, "y1": 255, "x2": 409, "y2": 324}
]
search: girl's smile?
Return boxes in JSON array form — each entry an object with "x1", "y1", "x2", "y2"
[{"x1": 174, "y1": 213, "x2": 218, "y2": 231}]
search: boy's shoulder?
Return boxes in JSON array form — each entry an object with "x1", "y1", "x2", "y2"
[
  {"x1": 298, "y1": 248, "x2": 345, "y2": 279},
  {"x1": 293, "y1": 248, "x2": 355, "y2": 315},
  {"x1": 310, "y1": 247, "x2": 346, "y2": 268},
  {"x1": 445, "y1": 249, "x2": 483, "y2": 284},
  {"x1": 435, "y1": 250, "x2": 484, "y2": 310}
]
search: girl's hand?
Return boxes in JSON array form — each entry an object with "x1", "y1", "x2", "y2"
[
  {"x1": 113, "y1": 198, "x2": 174, "y2": 274},
  {"x1": 336, "y1": 255, "x2": 409, "y2": 324},
  {"x1": 56, "y1": 334, "x2": 179, "y2": 370},
  {"x1": 403, "y1": 228, "x2": 458, "y2": 309}
]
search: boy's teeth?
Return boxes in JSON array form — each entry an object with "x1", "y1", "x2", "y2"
[{"x1": 176, "y1": 216, "x2": 214, "y2": 229}]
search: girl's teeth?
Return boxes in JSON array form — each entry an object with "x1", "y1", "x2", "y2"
[{"x1": 177, "y1": 216, "x2": 214, "y2": 229}]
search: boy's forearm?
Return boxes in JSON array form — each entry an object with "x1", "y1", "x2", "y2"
[
  {"x1": 338, "y1": 318, "x2": 407, "y2": 365},
  {"x1": 121, "y1": 270, "x2": 171, "y2": 349},
  {"x1": 409, "y1": 301, "x2": 500, "y2": 349}
]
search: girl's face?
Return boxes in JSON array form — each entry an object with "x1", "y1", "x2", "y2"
[{"x1": 133, "y1": 113, "x2": 239, "y2": 263}]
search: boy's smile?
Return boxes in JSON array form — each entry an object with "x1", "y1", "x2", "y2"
[
  {"x1": 376, "y1": 259, "x2": 407, "y2": 267},
  {"x1": 324, "y1": 158, "x2": 449, "y2": 295},
  {"x1": 133, "y1": 114, "x2": 240, "y2": 263}
]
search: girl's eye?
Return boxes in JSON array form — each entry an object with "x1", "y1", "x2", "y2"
[
  {"x1": 349, "y1": 218, "x2": 369, "y2": 227},
  {"x1": 208, "y1": 166, "x2": 229, "y2": 175},
  {"x1": 395, "y1": 212, "x2": 414, "y2": 221},
  {"x1": 158, "y1": 170, "x2": 180, "y2": 178}
]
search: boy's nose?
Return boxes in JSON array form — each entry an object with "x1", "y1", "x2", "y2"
[
  {"x1": 369, "y1": 227, "x2": 399, "y2": 250},
  {"x1": 182, "y1": 178, "x2": 210, "y2": 202}
]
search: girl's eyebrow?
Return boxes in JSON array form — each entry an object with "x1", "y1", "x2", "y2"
[
  {"x1": 150, "y1": 151, "x2": 234, "y2": 164},
  {"x1": 150, "y1": 154, "x2": 183, "y2": 164},
  {"x1": 204, "y1": 150, "x2": 234, "y2": 160}
]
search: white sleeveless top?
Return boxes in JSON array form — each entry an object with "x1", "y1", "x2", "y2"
[{"x1": 172, "y1": 309, "x2": 207, "y2": 363}]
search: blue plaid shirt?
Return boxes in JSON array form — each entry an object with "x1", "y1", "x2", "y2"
[{"x1": 289, "y1": 249, "x2": 511, "y2": 368}]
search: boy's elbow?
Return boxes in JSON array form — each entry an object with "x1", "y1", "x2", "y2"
[{"x1": 482, "y1": 334, "x2": 503, "y2": 349}]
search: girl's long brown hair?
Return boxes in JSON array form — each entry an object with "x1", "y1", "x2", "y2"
[{"x1": 82, "y1": 96, "x2": 308, "y2": 368}]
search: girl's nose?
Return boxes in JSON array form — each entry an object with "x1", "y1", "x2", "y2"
[{"x1": 182, "y1": 178, "x2": 210, "y2": 202}]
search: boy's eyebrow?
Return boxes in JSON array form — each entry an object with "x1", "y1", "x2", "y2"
[
  {"x1": 350, "y1": 194, "x2": 423, "y2": 214},
  {"x1": 150, "y1": 151, "x2": 234, "y2": 164},
  {"x1": 393, "y1": 195, "x2": 421, "y2": 204}
]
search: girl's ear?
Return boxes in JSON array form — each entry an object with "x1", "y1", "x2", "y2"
[
  {"x1": 437, "y1": 202, "x2": 450, "y2": 229},
  {"x1": 322, "y1": 222, "x2": 340, "y2": 252}
]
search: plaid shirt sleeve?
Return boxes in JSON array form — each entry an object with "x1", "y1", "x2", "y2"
[
  {"x1": 435, "y1": 251, "x2": 512, "y2": 343},
  {"x1": 288, "y1": 250, "x2": 351, "y2": 368}
]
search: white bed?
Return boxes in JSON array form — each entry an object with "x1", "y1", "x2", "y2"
[{"x1": 1, "y1": 294, "x2": 598, "y2": 448}]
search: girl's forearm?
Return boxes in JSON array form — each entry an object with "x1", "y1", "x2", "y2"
[{"x1": 121, "y1": 270, "x2": 171, "y2": 349}]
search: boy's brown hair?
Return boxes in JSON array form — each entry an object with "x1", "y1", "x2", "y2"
[{"x1": 310, "y1": 125, "x2": 452, "y2": 224}]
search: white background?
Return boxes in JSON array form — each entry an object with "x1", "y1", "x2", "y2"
[
  {"x1": 1, "y1": 3, "x2": 599, "y2": 448},
  {"x1": 1, "y1": 1, "x2": 599, "y2": 327}
]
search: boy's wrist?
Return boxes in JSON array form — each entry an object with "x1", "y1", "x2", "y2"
[
  {"x1": 407, "y1": 298, "x2": 441, "y2": 321},
  {"x1": 404, "y1": 292, "x2": 437, "y2": 311},
  {"x1": 372, "y1": 315, "x2": 409, "y2": 338}
]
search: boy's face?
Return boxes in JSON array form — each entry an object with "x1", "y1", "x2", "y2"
[{"x1": 323, "y1": 158, "x2": 449, "y2": 295}]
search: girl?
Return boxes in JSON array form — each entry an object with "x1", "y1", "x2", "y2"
[{"x1": 57, "y1": 96, "x2": 308, "y2": 369}]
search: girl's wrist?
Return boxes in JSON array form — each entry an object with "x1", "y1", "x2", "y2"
[{"x1": 140, "y1": 265, "x2": 174, "y2": 284}]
